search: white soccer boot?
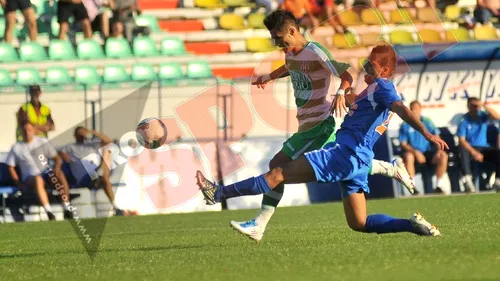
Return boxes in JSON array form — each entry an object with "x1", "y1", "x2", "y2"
[
  {"x1": 410, "y1": 213, "x2": 441, "y2": 236},
  {"x1": 230, "y1": 219, "x2": 265, "y2": 242}
]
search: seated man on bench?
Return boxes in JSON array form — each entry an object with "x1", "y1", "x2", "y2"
[{"x1": 58, "y1": 126, "x2": 127, "y2": 216}]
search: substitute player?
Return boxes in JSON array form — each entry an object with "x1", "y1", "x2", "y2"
[
  {"x1": 197, "y1": 45, "x2": 447, "y2": 238},
  {"x1": 229, "y1": 10, "x2": 414, "y2": 242}
]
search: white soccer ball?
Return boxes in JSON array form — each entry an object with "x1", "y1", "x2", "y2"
[{"x1": 136, "y1": 118, "x2": 168, "y2": 150}]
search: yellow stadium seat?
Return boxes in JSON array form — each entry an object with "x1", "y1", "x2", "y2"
[
  {"x1": 271, "y1": 60, "x2": 285, "y2": 72},
  {"x1": 446, "y1": 27, "x2": 471, "y2": 42},
  {"x1": 390, "y1": 30, "x2": 417, "y2": 44},
  {"x1": 248, "y1": 13, "x2": 266, "y2": 29},
  {"x1": 474, "y1": 26, "x2": 499, "y2": 40},
  {"x1": 445, "y1": 5, "x2": 461, "y2": 21},
  {"x1": 417, "y1": 7, "x2": 442, "y2": 23},
  {"x1": 360, "y1": 32, "x2": 383, "y2": 46},
  {"x1": 361, "y1": 8, "x2": 386, "y2": 25},
  {"x1": 339, "y1": 10, "x2": 362, "y2": 26},
  {"x1": 195, "y1": 0, "x2": 226, "y2": 8},
  {"x1": 246, "y1": 38, "x2": 275, "y2": 52},
  {"x1": 219, "y1": 14, "x2": 246, "y2": 30},
  {"x1": 418, "y1": 29, "x2": 443, "y2": 43},
  {"x1": 333, "y1": 31, "x2": 359, "y2": 49},
  {"x1": 390, "y1": 8, "x2": 415, "y2": 24}
]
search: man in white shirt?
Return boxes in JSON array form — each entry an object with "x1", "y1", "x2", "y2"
[{"x1": 6, "y1": 122, "x2": 73, "y2": 220}]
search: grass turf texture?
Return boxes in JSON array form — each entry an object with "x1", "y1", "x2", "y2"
[{"x1": 0, "y1": 194, "x2": 499, "y2": 281}]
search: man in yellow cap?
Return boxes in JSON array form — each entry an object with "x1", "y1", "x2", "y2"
[{"x1": 16, "y1": 85, "x2": 55, "y2": 141}]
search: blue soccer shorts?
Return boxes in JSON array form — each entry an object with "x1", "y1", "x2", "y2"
[{"x1": 304, "y1": 142, "x2": 371, "y2": 198}]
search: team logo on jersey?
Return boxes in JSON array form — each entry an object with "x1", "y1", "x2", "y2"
[{"x1": 300, "y1": 61, "x2": 309, "y2": 73}]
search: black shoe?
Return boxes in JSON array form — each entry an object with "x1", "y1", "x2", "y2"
[
  {"x1": 64, "y1": 210, "x2": 74, "y2": 220},
  {"x1": 114, "y1": 208, "x2": 125, "y2": 216},
  {"x1": 47, "y1": 211, "x2": 56, "y2": 221}
]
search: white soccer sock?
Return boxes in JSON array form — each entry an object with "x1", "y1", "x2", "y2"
[
  {"x1": 255, "y1": 205, "x2": 275, "y2": 229},
  {"x1": 370, "y1": 159, "x2": 393, "y2": 177},
  {"x1": 436, "y1": 175, "x2": 444, "y2": 188},
  {"x1": 62, "y1": 203, "x2": 71, "y2": 212},
  {"x1": 43, "y1": 204, "x2": 52, "y2": 213}
]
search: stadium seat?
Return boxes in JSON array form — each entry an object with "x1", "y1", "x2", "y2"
[
  {"x1": 16, "y1": 67, "x2": 42, "y2": 85},
  {"x1": 135, "y1": 15, "x2": 160, "y2": 32},
  {"x1": 474, "y1": 26, "x2": 499, "y2": 40},
  {"x1": 361, "y1": 8, "x2": 385, "y2": 25},
  {"x1": 50, "y1": 16, "x2": 75, "y2": 37},
  {"x1": 219, "y1": 14, "x2": 246, "y2": 30},
  {"x1": 195, "y1": 0, "x2": 226, "y2": 8},
  {"x1": 0, "y1": 18, "x2": 19, "y2": 38},
  {"x1": 105, "y1": 38, "x2": 133, "y2": 58},
  {"x1": 158, "y1": 63, "x2": 184, "y2": 83},
  {"x1": 333, "y1": 32, "x2": 359, "y2": 49},
  {"x1": 131, "y1": 63, "x2": 157, "y2": 81},
  {"x1": 48, "y1": 40, "x2": 77, "y2": 60},
  {"x1": 390, "y1": 30, "x2": 416, "y2": 44},
  {"x1": 339, "y1": 10, "x2": 362, "y2": 26},
  {"x1": 390, "y1": 8, "x2": 414, "y2": 24},
  {"x1": 446, "y1": 27, "x2": 471, "y2": 42},
  {"x1": 77, "y1": 39, "x2": 105, "y2": 59},
  {"x1": 360, "y1": 32, "x2": 382, "y2": 46},
  {"x1": 103, "y1": 65, "x2": 130, "y2": 83},
  {"x1": 445, "y1": 5, "x2": 461, "y2": 22},
  {"x1": 45, "y1": 66, "x2": 72, "y2": 85},
  {"x1": 19, "y1": 42, "x2": 48, "y2": 61},
  {"x1": 187, "y1": 61, "x2": 213, "y2": 79},
  {"x1": 133, "y1": 36, "x2": 159, "y2": 57},
  {"x1": 0, "y1": 69, "x2": 14, "y2": 86},
  {"x1": 246, "y1": 38, "x2": 275, "y2": 52},
  {"x1": 75, "y1": 66, "x2": 102, "y2": 86},
  {"x1": 0, "y1": 43, "x2": 19, "y2": 62},
  {"x1": 417, "y1": 7, "x2": 442, "y2": 23},
  {"x1": 223, "y1": 0, "x2": 254, "y2": 7},
  {"x1": 418, "y1": 29, "x2": 442, "y2": 43},
  {"x1": 247, "y1": 13, "x2": 266, "y2": 29},
  {"x1": 161, "y1": 37, "x2": 186, "y2": 56}
]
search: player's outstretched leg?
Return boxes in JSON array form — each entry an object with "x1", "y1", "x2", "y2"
[
  {"x1": 343, "y1": 192, "x2": 440, "y2": 236},
  {"x1": 196, "y1": 155, "x2": 316, "y2": 205},
  {"x1": 370, "y1": 158, "x2": 415, "y2": 194}
]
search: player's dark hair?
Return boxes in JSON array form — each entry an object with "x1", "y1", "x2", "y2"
[
  {"x1": 263, "y1": 10, "x2": 298, "y2": 32},
  {"x1": 409, "y1": 100, "x2": 421, "y2": 108},
  {"x1": 370, "y1": 45, "x2": 397, "y2": 76},
  {"x1": 467, "y1": 97, "x2": 479, "y2": 104},
  {"x1": 74, "y1": 126, "x2": 85, "y2": 135}
]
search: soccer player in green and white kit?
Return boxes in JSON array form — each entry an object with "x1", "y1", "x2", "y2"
[{"x1": 229, "y1": 10, "x2": 415, "y2": 242}]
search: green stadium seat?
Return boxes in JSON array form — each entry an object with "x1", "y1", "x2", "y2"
[
  {"x1": 131, "y1": 63, "x2": 157, "y2": 82},
  {"x1": 16, "y1": 67, "x2": 43, "y2": 85},
  {"x1": 103, "y1": 65, "x2": 130, "y2": 83},
  {"x1": 31, "y1": 0, "x2": 52, "y2": 15},
  {"x1": 247, "y1": 13, "x2": 266, "y2": 29},
  {"x1": 105, "y1": 38, "x2": 133, "y2": 58},
  {"x1": 187, "y1": 61, "x2": 212, "y2": 79},
  {"x1": 46, "y1": 66, "x2": 72, "y2": 84},
  {"x1": 77, "y1": 39, "x2": 105, "y2": 59},
  {"x1": 75, "y1": 65, "x2": 102, "y2": 86},
  {"x1": 135, "y1": 15, "x2": 160, "y2": 32},
  {"x1": 19, "y1": 42, "x2": 48, "y2": 61},
  {"x1": 0, "y1": 43, "x2": 19, "y2": 62},
  {"x1": 222, "y1": 0, "x2": 254, "y2": 7},
  {"x1": 133, "y1": 36, "x2": 158, "y2": 57},
  {"x1": 158, "y1": 63, "x2": 183, "y2": 85},
  {"x1": 161, "y1": 36, "x2": 186, "y2": 56},
  {"x1": 0, "y1": 69, "x2": 14, "y2": 86},
  {"x1": 49, "y1": 40, "x2": 77, "y2": 60}
]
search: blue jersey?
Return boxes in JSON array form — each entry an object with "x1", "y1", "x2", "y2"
[
  {"x1": 399, "y1": 117, "x2": 439, "y2": 152},
  {"x1": 336, "y1": 78, "x2": 401, "y2": 164},
  {"x1": 457, "y1": 111, "x2": 490, "y2": 147}
]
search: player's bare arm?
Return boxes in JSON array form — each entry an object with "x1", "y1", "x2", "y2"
[
  {"x1": 484, "y1": 103, "x2": 500, "y2": 120},
  {"x1": 458, "y1": 137, "x2": 484, "y2": 162},
  {"x1": 252, "y1": 65, "x2": 290, "y2": 89},
  {"x1": 331, "y1": 70, "x2": 353, "y2": 117},
  {"x1": 390, "y1": 101, "x2": 448, "y2": 151}
]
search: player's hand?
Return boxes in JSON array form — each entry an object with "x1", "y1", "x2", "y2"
[
  {"x1": 414, "y1": 150, "x2": 426, "y2": 164},
  {"x1": 251, "y1": 76, "x2": 270, "y2": 89},
  {"x1": 331, "y1": 94, "x2": 348, "y2": 118},
  {"x1": 426, "y1": 134, "x2": 448, "y2": 151},
  {"x1": 472, "y1": 151, "x2": 484, "y2": 162}
]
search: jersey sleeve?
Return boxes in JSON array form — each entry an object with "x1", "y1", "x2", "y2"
[
  {"x1": 5, "y1": 147, "x2": 16, "y2": 167},
  {"x1": 425, "y1": 118, "x2": 440, "y2": 135},
  {"x1": 373, "y1": 79, "x2": 402, "y2": 109},
  {"x1": 399, "y1": 124, "x2": 409, "y2": 143},
  {"x1": 39, "y1": 138, "x2": 58, "y2": 159},
  {"x1": 310, "y1": 42, "x2": 350, "y2": 77},
  {"x1": 457, "y1": 118, "x2": 467, "y2": 138}
]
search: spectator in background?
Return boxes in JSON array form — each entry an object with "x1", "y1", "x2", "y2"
[
  {"x1": 59, "y1": 126, "x2": 128, "y2": 216},
  {"x1": 399, "y1": 101, "x2": 448, "y2": 194},
  {"x1": 83, "y1": 0, "x2": 115, "y2": 39},
  {"x1": 16, "y1": 85, "x2": 55, "y2": 142},
  {"x1": 458, "y1": 97, "x2": 500, "y2": 193},
  {"x1": 474, "y1": 0, "x2": 499, "y2": 25},
  {"x1": 110, "y1": 0, "x2": 149, "y2": 42},
  {"x1": 280, "y1": 0, "x2": 320, "y2": 30},
  {"x1": 6, "y1": 122, "x2": 73, "y2": 220},
  {"x1": 0, "y1": 0, "x2": 37, "y2": 43},
  {"x1": 57, "y1": 0, "x2": 92, "y2": 40},
  {"x1": 309, "y1": 0, "x2": 346, "y2": 34}
]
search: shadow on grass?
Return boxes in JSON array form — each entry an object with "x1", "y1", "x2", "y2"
[{"x1": 0, "y1": 244, "x2": 203, "y2": 259}]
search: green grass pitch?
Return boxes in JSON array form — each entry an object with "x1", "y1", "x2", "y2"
[{"x1": 0, "y1": 194, "x2": 499, "y2": 281}]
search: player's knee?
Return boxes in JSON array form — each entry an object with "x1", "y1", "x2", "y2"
[
  {"x1": 346, "y1": 218, "x2": 366, "y2": 232},
  {"x1": 266, "y1": 167, "x2": 284, "y2": 187},
  {"x1": 403, "y1": 152, "x2": 414, "y2": 163}
]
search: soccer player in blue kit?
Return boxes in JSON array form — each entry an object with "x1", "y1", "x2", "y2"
[{"x1": 196, "y1": 45, "x2": 448, "y2": 237}]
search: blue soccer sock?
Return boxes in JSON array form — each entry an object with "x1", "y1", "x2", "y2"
[
  {"x1": 215, "y1": 174, "x2": 272, "y2": 202},
  {"x1": 365, "y1": 214, "x2": 418, "y2": 234}
]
